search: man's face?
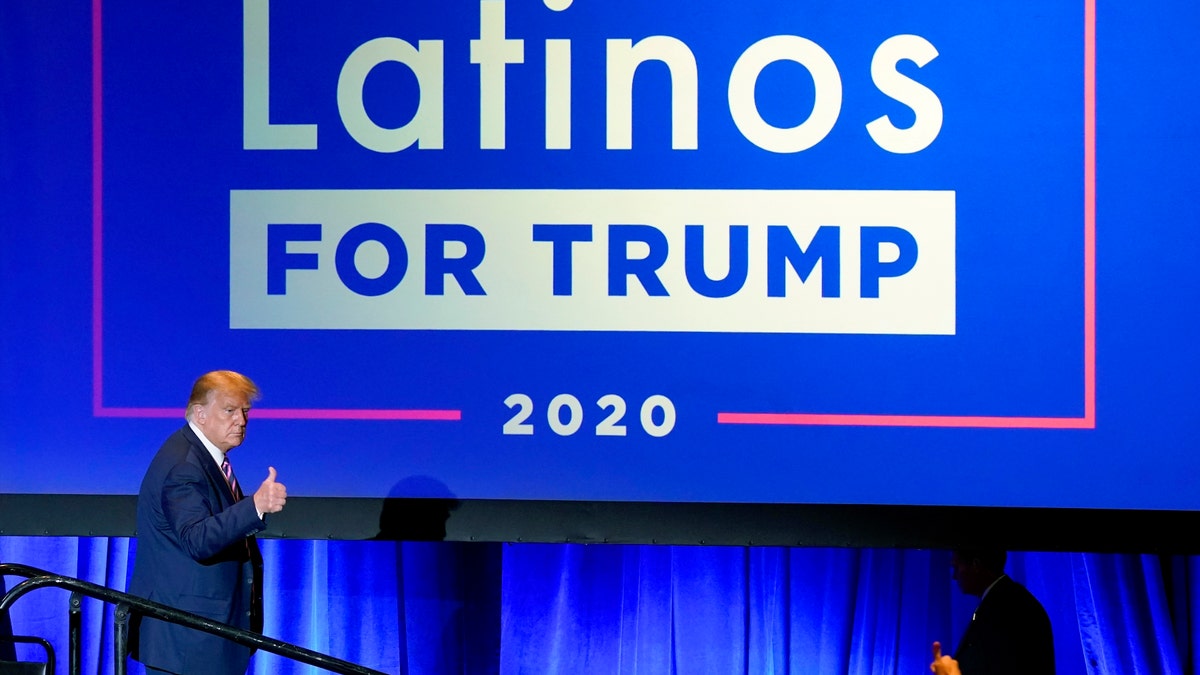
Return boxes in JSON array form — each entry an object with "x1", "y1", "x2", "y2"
[
  {"x1": 193, "y1": 390, "x2": 251, "y2": 452},
  {"x1": 950, "y1": 552, "x2": 987, "y2": 597}
]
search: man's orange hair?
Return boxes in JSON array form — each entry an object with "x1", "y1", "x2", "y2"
[{"x1": 185, "y1": 370, "x2": 260, "y2": 419}]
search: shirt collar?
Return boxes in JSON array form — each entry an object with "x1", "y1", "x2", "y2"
[
  {"x1": 188, "y1": 419, "x2": 226, "y2": 469},
  {"x1": 980, "y1": 573, "x2": 1007, "y2": 600}
]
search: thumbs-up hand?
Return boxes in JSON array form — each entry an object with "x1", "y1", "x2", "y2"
[
  {"x1": 930, "y1": 642, "x2": 960, "y2": 675},
  {"x1": 253, "y1": 466, "x2": 288, "y2": 515}
]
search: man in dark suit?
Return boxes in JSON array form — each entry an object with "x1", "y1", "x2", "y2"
[
  {"x1": 930, "y1": 549, "x2": 1054, "y2": 675},
  {"x1": 129, "y1": 370, "x2": 287, "y2": 675}
]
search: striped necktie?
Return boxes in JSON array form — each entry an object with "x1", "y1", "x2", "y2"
[{"x1": 221, "y1": 456, "x2": 242, "y2": 500}]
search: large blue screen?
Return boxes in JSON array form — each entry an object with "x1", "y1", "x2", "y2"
[{"x1": 1, "y1": 0, "x2": 1196, "y2": 510}]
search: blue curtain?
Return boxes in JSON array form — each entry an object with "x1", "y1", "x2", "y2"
[{"x1": 0, "y1": 537, "x2": 1193, "y2": 674}]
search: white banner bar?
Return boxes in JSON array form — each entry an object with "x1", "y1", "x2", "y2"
[{"x1": 230, "y1": 189, "x2": 955, "y2": 334}]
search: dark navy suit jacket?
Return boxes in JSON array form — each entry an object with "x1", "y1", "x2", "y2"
[
  {"x1": 129, "y1": 424, "x2": 266, "y2": 675},
  {"x1": 955, "y1": 575, "x2": 1055, "y2": 675}
]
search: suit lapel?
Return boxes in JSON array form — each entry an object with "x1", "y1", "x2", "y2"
[
  {"x1": 181, "y1": 424, "x2": 237, "y2": 507},
  {"x1": 955, "y1": 577, "x2": 1006, "y2": 658}
]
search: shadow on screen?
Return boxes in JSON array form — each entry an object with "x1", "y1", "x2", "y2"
[{"x1": 373, "y1": 475, "x2": 460, "y2": 541}]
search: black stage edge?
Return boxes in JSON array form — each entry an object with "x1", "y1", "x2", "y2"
[{"x1": 2, "y1": 494, "x2": 1198, "y2": 553}]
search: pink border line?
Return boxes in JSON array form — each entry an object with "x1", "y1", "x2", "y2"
[
  {"x1": 89, "y1": 0, "x2": 461, "y2": 422},
  {"x1": 719, "y1": 0, "x2": 1097, "y2": 430},
  {"x1": 91, "y1": 1, "x2": 1093, "y2": 429},
  {"x1": 95, "y1": 407, "x2": 462, "y2": 421}
]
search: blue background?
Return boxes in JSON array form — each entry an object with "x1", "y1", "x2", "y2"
[{"x1": 1, "y1": 0, "x2": 1194, "y2": 509}]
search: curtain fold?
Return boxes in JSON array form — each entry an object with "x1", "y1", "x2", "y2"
[
  {"x1": 0, "y1": 536, "x2": 1192, "y2": 674},
  {"x1": 1071, "y1": 552, "x2": 1185, "y2": 675}
]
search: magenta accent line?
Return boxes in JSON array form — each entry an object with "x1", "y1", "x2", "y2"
[
  {"x1": 1083, "y1": 0, "x2": 1097, "y2": 426},
  {"x1": 94, "y1": 408, "x2": 179, "y2": 419},
  {"x1": 91, "y1": 0, "x2": 104, "y2": 416},
  {"x1": 717, "y1": 0, "x2": 1098, "y2": 431},
  {"x1": 95, "y1": 407, "x2": 462, "y2": 421},
  {"x1": 91, "y1": 3, "x2": 1097, "y2": 430},
  {"x1": 717, "y1": 413, "x2": 1094, "y2": 430}
]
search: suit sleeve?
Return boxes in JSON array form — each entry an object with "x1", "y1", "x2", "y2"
[{"x1": 161, "y1": 461, "x2": 265, "y2": 562}]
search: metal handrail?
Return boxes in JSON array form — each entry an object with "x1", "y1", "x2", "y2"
[
  {"x1": 1, "y1": 563, "x2": 386, "y2": 675},
  {"x1": 0, "y1": 633, "x2": 55, "y2": 673}
]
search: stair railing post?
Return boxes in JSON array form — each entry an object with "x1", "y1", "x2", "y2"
[
  {"x1": 114, "y1": 602, "x2": 130, "y2": 675},
  {"x1": 69, "y1": 591, "x2": 82, "y2": 675}
]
